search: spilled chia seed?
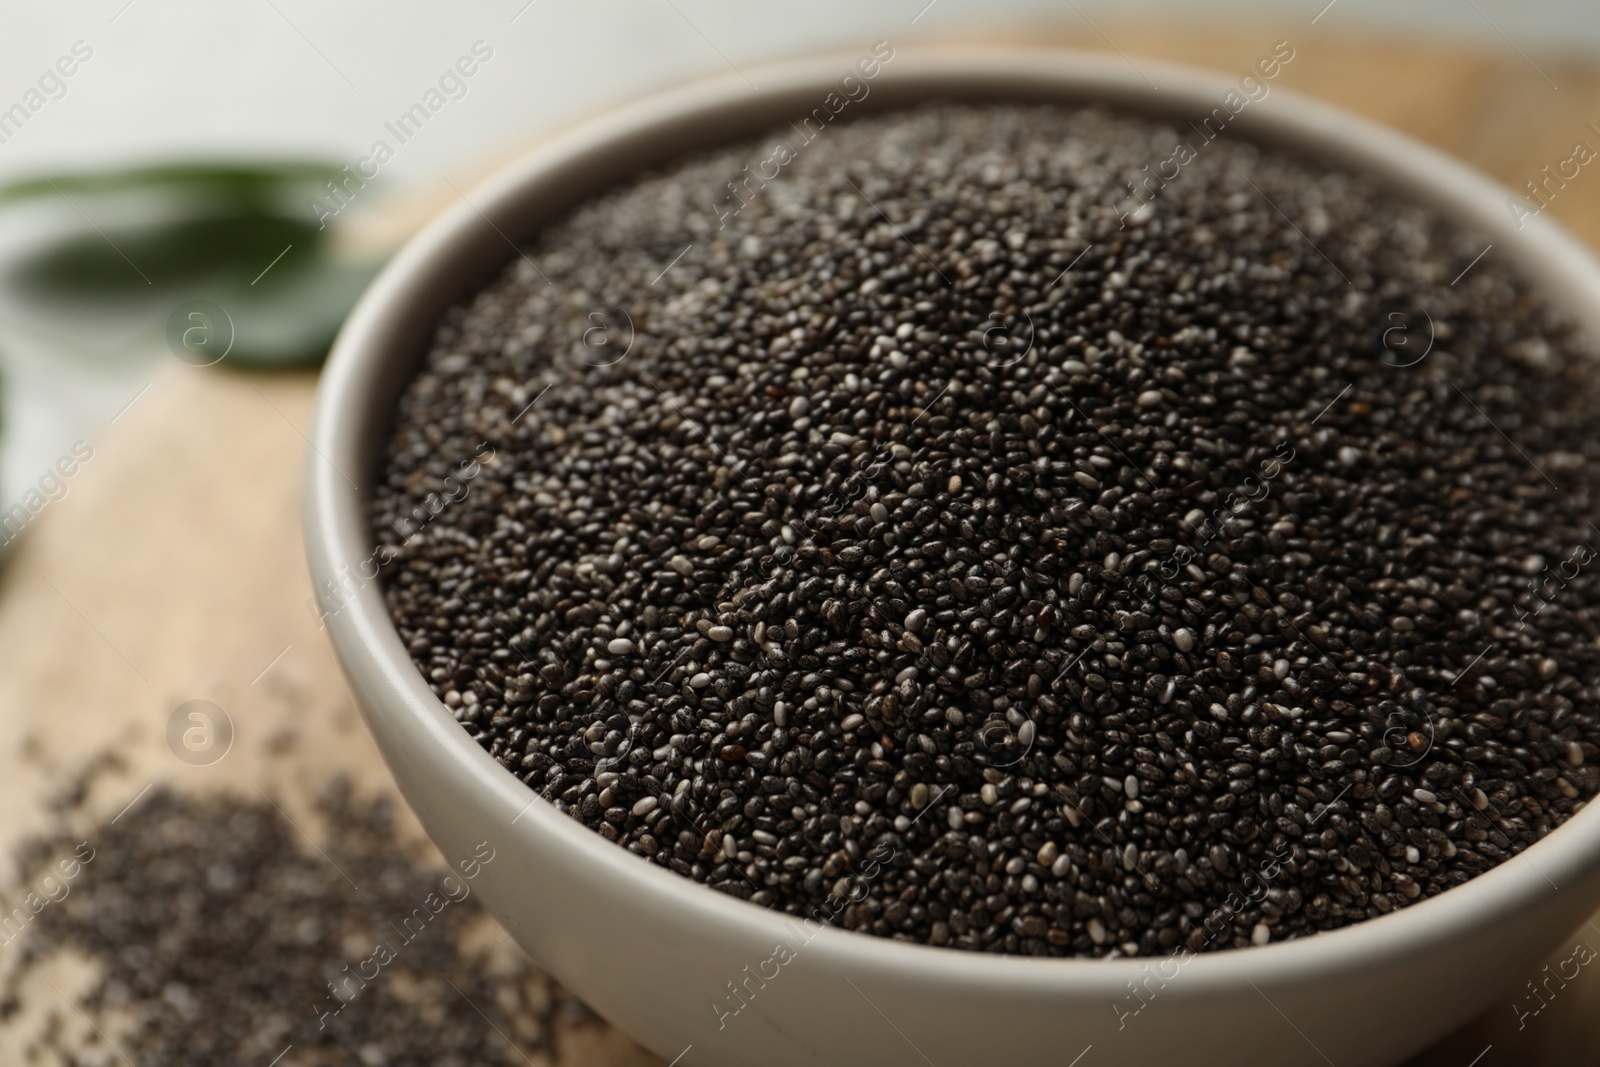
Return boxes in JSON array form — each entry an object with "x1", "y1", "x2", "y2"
[
  {"x1": 371, "y1": 102, "x2": 1600, "y2": 958},
  {"x1": 0, "y1": 775, "x2": 590, "y2": 1064}
]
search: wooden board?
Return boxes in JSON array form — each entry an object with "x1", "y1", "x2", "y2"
[{"x1": 1, "y1": 25, "x2": 1597, "y2": 1066}]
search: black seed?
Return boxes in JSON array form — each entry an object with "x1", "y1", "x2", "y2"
[
  {"x1": 373, "y1": 102, "x2": 1600, "y2": 960},
  {"x1": 0, "y1": 768, "x2": 585, "y2": 1062}
]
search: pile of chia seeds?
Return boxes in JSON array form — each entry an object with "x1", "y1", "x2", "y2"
[
  {"x1": 0, "y1": 773, "x2": 591, "y2": 1064},
  {"x1": 371, "y1": 102, "x2": 1600, "y2": 958}
]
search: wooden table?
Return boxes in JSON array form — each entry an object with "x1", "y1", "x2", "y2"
[{"x1": 1, "y1": 23, "x2": 1596, "y2": 1066}]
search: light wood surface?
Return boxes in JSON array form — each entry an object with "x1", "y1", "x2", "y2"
[
  {"x1": 0, "y1": 369, "x2": 658, "y2": 1066},
  {"x1": 2, "y1": 24, "x2": 1598, "y2": 1066}
]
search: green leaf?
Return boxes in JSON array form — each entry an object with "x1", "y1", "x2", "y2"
[
  {"x1": 0, "y1": 161, "x2": 386, "y2": 367},
  {"x1": 204, "y1": 256, "x2": 383, "y2": 368},
  {"x1": 0, "y1": 161, "x2": 346, "y2": 213},
  {"x1": 10, "y1": 213, "x2": 328, "y2": 299}
]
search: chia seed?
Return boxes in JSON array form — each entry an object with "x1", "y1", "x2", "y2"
[
  {"x1": 372, "y1": 102, "x2": 1600, "y2": 958},
  {"x1": 0, "y1": 773, "x2": 591, "y2": 1062}
]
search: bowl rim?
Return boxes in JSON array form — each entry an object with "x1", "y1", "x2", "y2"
[{"x1": 306, "y1": 43, "x2": 1600, "y2": 995}]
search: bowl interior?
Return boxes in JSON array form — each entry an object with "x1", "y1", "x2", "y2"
[{"x1": 306, "y1": 44, "x2": 1600, "y2": 997}]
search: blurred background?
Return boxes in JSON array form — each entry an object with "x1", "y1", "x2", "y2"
[
  {"x1": 3, "y1": 3, "x2": 1600, "y2": 1064},
  {"x1": 1, "y1": 0, "x2": 1598, "y2": 515}
]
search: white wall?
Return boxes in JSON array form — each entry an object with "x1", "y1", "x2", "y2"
[{"x1": 0, "y1": 0, "x2": 1591, "y2": 197}]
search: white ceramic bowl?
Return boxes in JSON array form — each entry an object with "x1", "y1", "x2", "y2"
[{"x1": 305, "y1": 46, "x2": 1600, "y2": 1067}]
